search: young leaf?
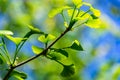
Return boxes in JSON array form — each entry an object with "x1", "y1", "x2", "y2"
[
  {"x1": 5, "y1": 35, "x2": 27, "y2": 45},
  {"x1": 32, "y1": 45, "x2": 43, "y2": 54},
  {"x1": 50, "y1": 48, "x2": 68, "y2": 57},
  {"x1": 27, "y1": 25, "x2": 44, "y2": 34},
  {"x1": 61, "y1": 64, "x2": 75, "y2": 77},
  {"x1": 0, "y1": 30, "x2": 13, "y2": 36},
  {"x1": 38, "y1": 34, "x2": 55, "y2": 43},
  {"x1": 10, "y1": 70, "x2": 27, "y2": 80},
  {"x1": 70, "y1": 40, "x2": 83, "y2": 51},
  {"x1": 48, "y1": 6, "x2": 71, "y2": 18},
  {"x1": 85, "y1": 18, "x2": 101, "y2": 28},
  {"x1": 82, "y1": 2, "x2": 101, "y2": 17},
  {"x1": 72, "y1": 0, "x2": 82, "y2": 8}
]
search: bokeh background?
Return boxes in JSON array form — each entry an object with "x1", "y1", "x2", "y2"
[{"x1": 0, "y1": 0, "x2": 120, "y2": 80}]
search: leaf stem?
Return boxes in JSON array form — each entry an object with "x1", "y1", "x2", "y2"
[{"x1": 1, "y1": 38, "x2": 12, "y2": 65}]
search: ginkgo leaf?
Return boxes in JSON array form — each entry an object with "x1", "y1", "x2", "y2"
[
  {"x1": 27, "y1": 25, "x2": 44, "y2": 34},
  {"x1": 50, "y1": 48, "x2": 68, "y2": 57},
  {"x1": 32, "y1": 45, "x2": 43, "y2": 54},
  {"x1": 61, "y1": 64, "x2": 75, "y2": 77},
  {"x1": 10, "y1": 70, "x2": 27, "y2": 80},
  {"x1": 90, "y1": 8, "x2": 101, "y2": 17},
  {"x1": 0, "y1": 30, "x2": 13, "y2": 36},
  {"x1": 5, "y1": 35, "x2": 27, "y2": 45},
  {"x1": 70, "y1": 40, "x2": 83, "y2": 51},
  {"x1": 82, "y1": 2, "x2": 101, "y2": 17},
  {"x1": 49, "y1": 6, "x2": 71, "y2": 18},
  {"x1": 85, "y1": 18, "x2": 101, "y2": 28},
  {"x1": 72, "y1": 0, "x2": 82, "y2": 8},
  {"x1": 38, "y1": 34, "x2": 56, "y2": 43},
  {"x1": 67, "y1": 9, "x2": 78, "y2": 17}
]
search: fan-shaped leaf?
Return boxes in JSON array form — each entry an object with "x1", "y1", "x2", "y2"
[
  {"x1": 50, "y1": 48, "x2": 68, "y2": 57},
  {"x1": 83, "y1": 2, "x2": 101, "y2": 17},
  {"x1": 48, "y1": 6, "x2": 71, "y2": 18},
  {"x1": 5, "y1": 35, "x2": 27, "y2": 45},
  {"x1": 38, "y1": 34, "x2": 55, "y2": 43},
  {"x1": 72, "y1": 0, "x2": 82, "y2": 8},
  {"x1": 61, "y1": 64, "x2": 75, "y2": 77},
  {"x1": 32, "y1": 45, "x2": 43, "y2": 54},
  {"x1": 10, "y1": 70, "x2": 27, "y2": 80},
  {"x1": 27, "y1": 25, "x2": 44, "y2": 34},
  {"x1": 85, "y1": 18, "x2": 101, "y2": 28},
  {"x1": 0, "y1": 30, "x2": 13, "y2": 36}
]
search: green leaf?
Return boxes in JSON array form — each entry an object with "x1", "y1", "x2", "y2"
[
  {"x1": 38, "y1": 34, "x2": 56, "y2": 43},
  {"x1": 82, "y1": 2, "x2": 101, "y2": 17},
  {"x1": 10, "y1": 70, "x2": 27, "y2": 80},
  {"x1": 90, "y1": 8, "x2": 101, "y2": 17},
  {"x1": 85, "y1": 18, "x2": 101, "y2": 28},
  {"x1": 50, "y1": 48, "x2": 68, "y2": 57},
  {"x1": 0, "y1": 43, "x2": 3, "y2": 47},
  {"x1": 27, "y1": 25, "x2": 43, "y2": 34},
  {"x1": 5, "y1": 35, "x2": 27, "y2": 45},
  {"x1": 48, "y1": 6, "x2": 71, "y2": 18},
  {"x1": 61, "y1": 64, "x2": 75, "y2": 77},
  {"x1": 72, "y1": 0, "x2": 82, "y2": 8},
  {"x1": 0, "y1": 30, "x2": 13, "y2": 36},
  {"x1": 70, "y1": 40, "x2": 83, "y2": 51},
  {"x1": 112, "y1": 66, "x2": 120, "y2": 80},
  {"x1": 32, "y1": 45, "x2": 43, "y2": 54},
  {"x1": 67, "y1": 9, "x2": 78, "y2": 18}
]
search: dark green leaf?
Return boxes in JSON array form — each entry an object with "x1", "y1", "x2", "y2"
[
  {"x1": 0, "y1": 54, "x2": 4, "y2": 64},
  {"x1": 10, "y1": 70, "x2": 27, "y2": 80},
  {"x1": 70, "y1": 40, "x2": 83, "y2": 51},
  {"x1": 50, "y1": 48, "x2": 68, "y2": 57},
  {"x1": 61, "y1": 64, "x2": 75, "y2": 77}
]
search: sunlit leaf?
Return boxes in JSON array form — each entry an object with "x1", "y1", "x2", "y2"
[
  {"x1": 67, "y1": 9, "x2": 78, "y2": 18},
  {"x1": 49, "y1": 6, "x2": 71, "y2": 18},
  {"x1": 5, "y1": 35, "x2": 27, "y2": 45},
  {"x1": 61, "y1": 64, "x2": 75, "y2": 77},
  {"x1": 83, "y1": 2, "x2": 101, "y2": 17},
  {"x1": 0, "y1": 30, "x2": 13, "y2": 36},
  {"x1": 72, "y1": 0, "x2": 82, "y2": 8},
  {"x1": 64, "y1": 22, "x2": 69, "y2": 28},
  {"x1": 38, "y1": 34, "x2": 56, "y2": 43},
  {"x1": 85, "y1": 18, "x2": 101, "y2": 28},
  {"x1": 50, "y1": 48, "x2": 68, "y2": 57},
  {"x1": 70, "y1": 40, "x2": 83, "y2": 51},
  {"x1": 10, "y1": 70, "x2": 27, "y2": 80},
  {"x1": 112, "y1": 66, "x2": 120, "y2": 80},
  {"x1": 32, "y1": 45, "x2": 43, "y2": 54},
  {"x1": 27, "y1": 25, "x2": 44, "y2": 34},
  {"x1": 91, "y1": 8, "x2": 101, "y2": 17}
]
